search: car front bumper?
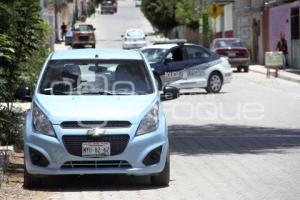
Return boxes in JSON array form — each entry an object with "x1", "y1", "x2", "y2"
[{"x1": 24, "y1": 114, "x2": 168, "y2": 176}]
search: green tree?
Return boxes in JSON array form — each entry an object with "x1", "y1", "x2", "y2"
[
  {"x1": 141, "y1": 0, "x2": 179, "y2": 36},
  {"x1": 0, "y1": 0, "x2": 50, "y2": 147},
  {"x1": 175, "y1": 0, "x2": 199, "y2": 29}
]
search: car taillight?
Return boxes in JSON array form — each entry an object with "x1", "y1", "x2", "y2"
[
  {"x1": 216, "y1": 49, "x2": 227, "y2": 56},
  {"x1": 241, "y1": 50, "x2": 249, "y2": 58}
]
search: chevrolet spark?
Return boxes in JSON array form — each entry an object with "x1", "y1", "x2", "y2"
[{"x1": 16, "y1": 49, "x2": 179, "y2": 187}]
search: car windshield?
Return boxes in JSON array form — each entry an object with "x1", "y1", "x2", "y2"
[
  {"x1": 142, "y1": 48, "x2": 168, "y2": 63},
  {"x1": 214, "y1": 39, "x2": 245, "y2": 48},
  {"x1": 127, "y1": 30, "x2": 144, "y2": 37},
  {"x1": 39, "y1": 59, "x2": 154, "y2": 95},
  {"x1": 74, "y1": 25, "x2": 93, "y2": 31}
]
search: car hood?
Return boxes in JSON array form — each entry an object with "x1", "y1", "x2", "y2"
[{"x1": 34, "y1": 93, "x2": 158, "y2": 125}]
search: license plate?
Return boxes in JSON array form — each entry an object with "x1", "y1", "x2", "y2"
[
  {"x1": 82, "y1": 142, "x2": 110, "y2": 157},
  {"x1": 228, "y1": 52, "x2": 236, "y2": 57}
]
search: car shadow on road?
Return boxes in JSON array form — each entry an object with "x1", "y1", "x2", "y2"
[
  {"x1": 169, "y1": 124, "x2": 300, "y2": 155},
  {"x1": 179, "y1": 91, "x2": 228, "y2": 96},
  {"x1": 25, "y1": 174, "x2": 170, "y2": 192}
]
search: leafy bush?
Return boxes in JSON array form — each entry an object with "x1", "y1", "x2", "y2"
[
  {"x1": 0, "y1": 0, "x2": 50, "y2": 147},
  {"x1": 0, "y1": 105, "x2": 24, "y2": 149}
]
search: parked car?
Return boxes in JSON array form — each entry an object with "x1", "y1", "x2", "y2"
[
  {"x1": 122, "y1": 29, "x2": 147, "y2": 49},
  {"x1": 101, "y1": 1, "x2": 115, "y2": 14},
  {"x1": 211, "y1": 38, "x2": 250, "y2": 72},
  {"x1": 15, "y1": 49, "x2": 180, "y2": 188},
  {"x1": 141, "y1": 40, "x2": 233, "y2": 93},
  {"x1": 135, "y1": 0, "x2": 142, "y2": 7},
  {"x1": 72, "y1": 23, "x2": 96, "y2": 48}
]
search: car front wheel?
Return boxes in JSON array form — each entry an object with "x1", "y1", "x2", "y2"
[
  {"x1": 23, "y1": 165, "x2": 42, "y2": 188},
  {"x1": 206, "y1": 72, "x2": 223, "y2": 93},
  {"x1": 151, "y1": 152, "x2": 170, "y2": 186}
]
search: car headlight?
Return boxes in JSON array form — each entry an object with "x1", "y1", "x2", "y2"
[
  {"x1": 32, "y1": 103, "x2": 55, "y2": 137},
  {"x1": 136, "y1": 103, "x2": 159, "y2": 136}
]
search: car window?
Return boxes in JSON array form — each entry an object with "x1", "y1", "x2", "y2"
[
  {"x1": 39, "y1": 59, "x2": 154, "y2": 95},
  {"x1": 126, "y1": 30, "x2": 144, "y2": 37},
  {"x1": 142, "y1": 48, "x2": 168, "y2": 63},
  {"x1": 74, "y1": 25, "x2": 94, "y2": 31},
  {"x1": 185, "y1": 46, "x2": 210, "y2": 59},
  {"x1": 166, "y1": 47, "x2": 184, "y2": 62},
  {"x1": 214, "y1": 39, "x2": 245, "y2": 48}
]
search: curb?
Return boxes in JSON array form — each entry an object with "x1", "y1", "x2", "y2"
[{"x1": 250, "y1": 67, "x2": 300, "y2": 84}]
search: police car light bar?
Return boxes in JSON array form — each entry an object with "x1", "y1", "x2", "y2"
[{"x1": 152, "y1": 39, "x2": 187, "y2": 45}]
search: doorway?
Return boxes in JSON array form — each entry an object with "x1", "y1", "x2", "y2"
[{"x1": 291, "y1": 7, "x2": 300, "y2": 69}]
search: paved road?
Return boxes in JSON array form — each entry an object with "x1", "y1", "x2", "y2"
[
  {"x1": 92, "y1": 0, "x2": 159, "y2": 49},
  {"x1": 15, "y1": 0, "x2": 300, "y2": 199}
]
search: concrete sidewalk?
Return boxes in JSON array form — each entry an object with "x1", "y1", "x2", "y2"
[{"x1": 250, "y1": 65, "x2": 300, "y2": 84}]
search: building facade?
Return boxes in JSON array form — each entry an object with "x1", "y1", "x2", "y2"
[{"x1": 263, "y1": 1, "x2": 300, "y2": 68}]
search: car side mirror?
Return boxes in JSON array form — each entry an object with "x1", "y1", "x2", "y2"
[
  {"x1": 15, "y1": 86, "x2": 32, "y2": 102},
  {"x1": 160, "y1": 86, "x2": 180, "y2": 101},
  {"x1": 93, "y1": 28, "x2": 96, "y2": 31}
]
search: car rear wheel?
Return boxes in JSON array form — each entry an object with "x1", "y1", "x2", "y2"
[
  {"x1": 244, "y1": 66, "x2": 249, "y2": 72},
  {"x1": 237, "y1": 66, "x2": 242, "y2": 72},
  {"x1": 206, "y1": 72, "x2": 223, "y2": 93},
  {"x1": 151, "y1": 152, "x2": 170, "y2": 187}
]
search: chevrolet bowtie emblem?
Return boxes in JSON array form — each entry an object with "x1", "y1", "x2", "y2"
[{"x1": 87, "y1": 128, "x2": 106, "y2": 136}]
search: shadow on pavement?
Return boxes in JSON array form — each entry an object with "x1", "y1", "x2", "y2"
[
  {"x1": 169, "y1": 124, "x2": 300, "y2": 155},
  {"x1": 179, "y1": 91, "x2": 228, "y2": 96}
]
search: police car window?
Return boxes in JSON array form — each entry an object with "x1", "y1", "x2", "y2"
[
  {"x1": 186, "y1": 46, "x2": 210, "y2": 59},
  {"x1": 166, "y1": 47, "x2": 184, "y2": 62}
]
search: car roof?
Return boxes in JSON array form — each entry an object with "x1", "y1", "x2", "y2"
[
  {"x1": 125, "y1": 29, "x2": 144, "y2": 33},
  {"x1": 214, "y1": 38, "x2": 242, "y2": 41},
  {"x1": 51, "y1": 49, "x2": 143, "y2": 60},
  {"x1": 141, "y1": 43, "x2": 200, "y2": 50}
]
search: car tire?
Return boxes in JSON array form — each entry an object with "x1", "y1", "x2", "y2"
[
  {"x1": 237, "y1": 66, "x2": 242, "y2": 72},
  {"x1": 92, "y1": 44, "x2": 96, "y2": 48},
  {"x1": 23, "y1": 165, "x2": 41, "y2": 188},
  {"x1": 206, "y1": 72, "x2": 223, "y2": 94},
  {"x1": 244, "y1": 66, "x2": 249, "y2": 73},
  {"x1": 154, "y1": 75, "x2": 162, "y2": 91},
  {"x1": 151, "y1": 151, "x2": 170, "y2": 187}
]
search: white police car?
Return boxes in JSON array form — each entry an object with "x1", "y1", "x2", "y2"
[{"x1": 141, "y1": 40, "x2": 233, "y2": 93}]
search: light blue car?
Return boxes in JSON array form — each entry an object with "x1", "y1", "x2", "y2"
[{"x1": 15, "y1": 49, "x2": 179, "y2": 187}]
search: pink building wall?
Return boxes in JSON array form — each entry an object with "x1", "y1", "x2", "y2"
[{"x1": 269, "y1": 1, "x2": 300, "y2": 57}]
